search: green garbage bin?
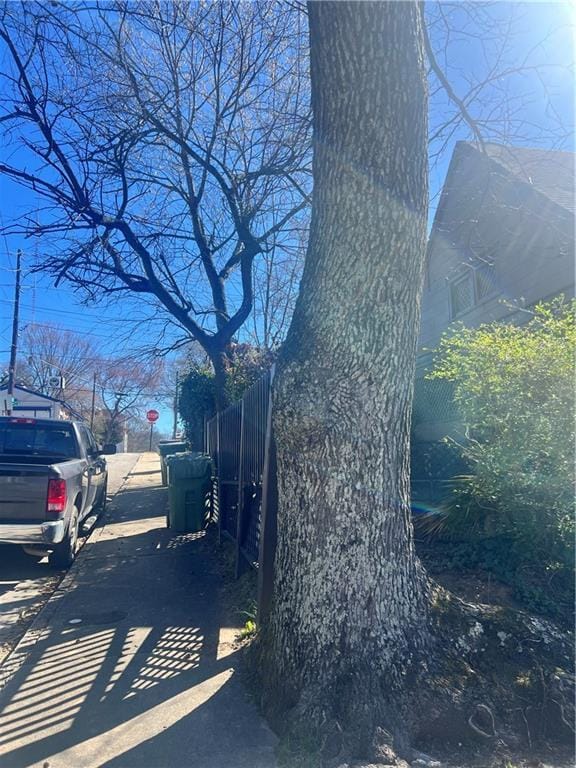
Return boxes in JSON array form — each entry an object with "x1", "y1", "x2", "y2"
[
  {"x1": 158, "y1": 440, "x2": 188, "y2": 486},
  {"x1": 166, "y1": 452, "x2": 213, "y2": 533}
]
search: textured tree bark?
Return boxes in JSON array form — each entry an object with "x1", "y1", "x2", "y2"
[
  {"x1": 210, "y1": 349, "x2": 229, "y2": 413},
  {"x1": 260, "y1": 0, "x2": 430, "y2": 749}
]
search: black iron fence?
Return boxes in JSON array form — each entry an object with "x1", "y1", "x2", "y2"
[{"x1": 205, "y1": 369, "x2": 277, "y2": 606}]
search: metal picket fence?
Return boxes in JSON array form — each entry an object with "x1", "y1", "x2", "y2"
[{"x1": 205, "y1": 369, "x2": 277, "y2": 609}]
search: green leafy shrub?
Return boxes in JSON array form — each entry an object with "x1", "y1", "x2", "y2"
[
  {"x1": 179, "y1": 365, "x2": 218, "y2": 449},
  {"x1": 178, "y1": 344, "x2": 274, "y2": 448},
  {"x1": 429, "y1": 298, "x2": 575, "y2": 579}
]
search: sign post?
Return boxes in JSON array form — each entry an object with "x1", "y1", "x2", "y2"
[{"x1": 146, "y1": 409, "x2": 159, "y2": 452}]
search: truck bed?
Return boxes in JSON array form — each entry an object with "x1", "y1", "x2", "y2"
[{"x1": 0, "y1": 458, "x2": 82, "y2": 522}]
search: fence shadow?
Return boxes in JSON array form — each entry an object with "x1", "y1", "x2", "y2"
[{"x1": 0, "y1": 521, "x2": 265, "y2": 767}]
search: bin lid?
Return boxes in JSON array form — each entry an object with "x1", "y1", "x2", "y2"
[
  {"x1": 166, "y1": 452, "x2": 212, "y2": 479},
  {"x1": 158, "y1": 441, "x2": 188, "y2": 456}
]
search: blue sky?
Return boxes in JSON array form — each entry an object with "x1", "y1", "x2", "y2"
[{"x1": 1, "y1": 1, "x2": 573, "y2": 435}]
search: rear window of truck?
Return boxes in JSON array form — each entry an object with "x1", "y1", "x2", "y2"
[{"x1": 0, "y1": 423, "x2": 78, "y2": 459}]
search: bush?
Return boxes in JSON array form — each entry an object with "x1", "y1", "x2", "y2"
[
  {"x1": 178, "y1": 344, "x2": 274, "y2": 448},
  {"x1": 428, "y1": 298, "x2": 575, "y2": 576},
  {"x1": 179, "y1": 365, "x2": 217, "y2": 450}
]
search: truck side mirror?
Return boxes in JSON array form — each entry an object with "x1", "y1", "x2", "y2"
[{"x1": 101, "y1": 443, "x2": 117, "y2": 455}]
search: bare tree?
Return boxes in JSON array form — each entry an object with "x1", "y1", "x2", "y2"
[
  {"x1": 95, "y1": 357, "x2": 164, "y2": 444},
  {"x1": 424, "y1": 2, "x2": 574, "y2": 169},
  {"x1": 10, "y1": 325, "x2": 166, "y2": 437},
  {"x1": 124, "y1": 418, "x2": 170, "y2": 452},
  {"x1": 1, "y1": 1, "x2": 569, "y2": 396},
  {"x1": 16, "y1": 324, "x2": 98, "y2": 417},
  {"x1": 0, "y1": 1, "x2": 310, "y2": 406},
  {"x1": 249, "y1": 222, "x2": 307, "y2": 350}
]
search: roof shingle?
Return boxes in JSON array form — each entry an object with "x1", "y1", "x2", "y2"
[{"x1": 481, "y1": 142, "x2": 575, "y2": 214}]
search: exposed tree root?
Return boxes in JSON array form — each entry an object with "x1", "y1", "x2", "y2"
[
  {"x1": 416, "y1": 586, "x2": 574, "y2": 756},
  {"x1": 253, "y1": 582, "x2": 574, "y2": 768}
]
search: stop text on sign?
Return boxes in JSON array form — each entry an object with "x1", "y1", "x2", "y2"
[{"x1": 146, "y1": 410, "x2": 159, "y2": 423}]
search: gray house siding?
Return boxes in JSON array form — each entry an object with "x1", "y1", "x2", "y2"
[
  {"x1": 419, "y1": 142, "x2": 574, "y2": 362},
  {"x1": 412, "y1": 142, "x2": 574, "y2": 499}
]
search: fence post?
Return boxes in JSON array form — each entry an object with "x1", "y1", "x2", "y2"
[
  {"x1": 257, "y1": 366, "x2": 278, "y2": 625},
  {"x1": 234, "y1": 398, "x2": 246, "y2": 578},
  {"x1": 216, "y1": 410, "x2": 223, "y2": 545}
]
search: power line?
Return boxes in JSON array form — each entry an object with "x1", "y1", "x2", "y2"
[
  {"x1": 17, "y1": 321, "x2": 131, "y2": 341},
  {"x1": 0, "y1": 297, "x2": 146, "y2": 322},
  {"x1": 0, "y1": 296, "x2": 112, "y2": 319}
]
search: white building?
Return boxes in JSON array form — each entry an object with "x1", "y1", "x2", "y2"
[{"x1": 0, "y1": 385, "x2": 76, "y2": 420}]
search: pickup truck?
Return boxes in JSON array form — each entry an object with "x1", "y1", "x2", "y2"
[{"x1": 0, "y1": 416, "x2": 116, "y2": 568}]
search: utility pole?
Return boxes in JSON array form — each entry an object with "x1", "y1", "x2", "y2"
[
  {"x1": 90, "y1": 371, "x2": 97, "y2": 430},
  {"x1": 6, "y1": 250, "x2": 22, "y2": 416},
  {"x1": 172, "y1": 371, "x2": 179, "y2": 438}
]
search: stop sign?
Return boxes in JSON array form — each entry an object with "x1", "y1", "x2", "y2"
[{"x1": 146, "y1": 409, "x2": 159, "y2": 423}]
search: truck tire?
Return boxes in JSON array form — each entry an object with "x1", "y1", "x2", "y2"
[{"x1": 49, "y1": 506, "x2": 80, "y2": 569}]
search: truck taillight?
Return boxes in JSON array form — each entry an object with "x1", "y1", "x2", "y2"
[{"x1": 47, "y1": 479, "x2": 67, "y2": 516}]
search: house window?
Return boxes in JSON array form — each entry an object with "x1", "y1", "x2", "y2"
[
  {"x1": 475, "y1": 262, "x2": 497, "y2": 300},
  {"x1": 449, "y1": 262, "x2": 497, "y2": 319},
  {"x1": 449, "y1": 273, "x2": 474, "y2": 318}
]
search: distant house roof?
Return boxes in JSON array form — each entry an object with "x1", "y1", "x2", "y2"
[
  {"x1": 0, "y1": 384, "x2": 80, "y2": 418},
  {"x1": 0, "y1": 384, "x2": 63, "y2": 403},
  {"x1": 482, "y1": 142, "x2": 575, "y2": 214}
]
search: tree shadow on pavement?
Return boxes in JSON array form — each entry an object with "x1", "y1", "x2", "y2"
[{"x1": 0, "y1": 512, "x2": 275, "y2": 767}]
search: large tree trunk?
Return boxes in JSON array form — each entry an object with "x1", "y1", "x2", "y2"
[{"x1": 260, "y1": 0, "x2": 429, "y2": 750}]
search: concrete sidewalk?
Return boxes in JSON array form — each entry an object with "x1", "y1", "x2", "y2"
[{"x1": 0, "y1": 453, "x2": 277, "y2": 768}]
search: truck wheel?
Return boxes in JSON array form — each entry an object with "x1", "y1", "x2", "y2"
[{"x1": 49, "y1": 506, "x2": 79, "y2": 569}]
